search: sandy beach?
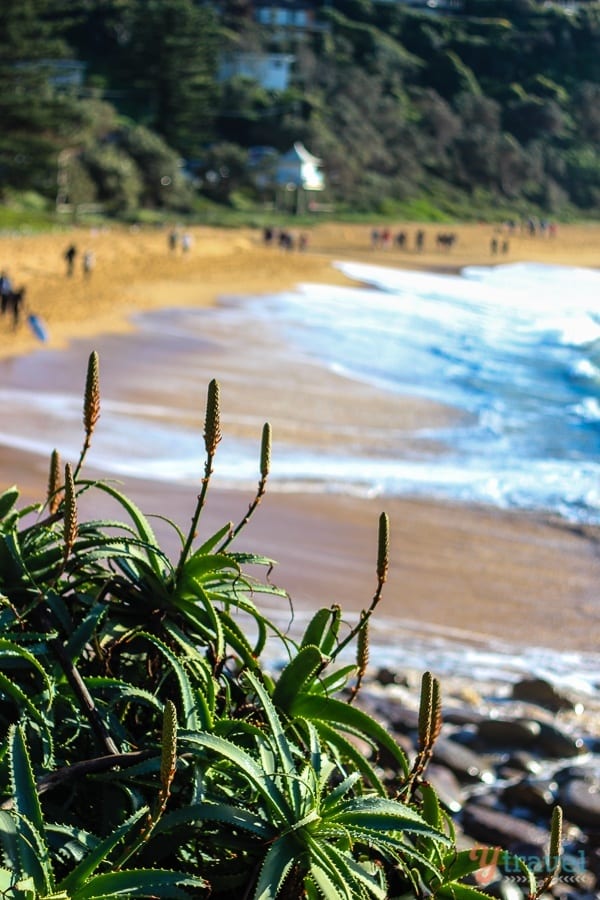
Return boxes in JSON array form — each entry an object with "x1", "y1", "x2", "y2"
[{"x1": 1, "y1": 220, "x2": 599, "y2": 659}]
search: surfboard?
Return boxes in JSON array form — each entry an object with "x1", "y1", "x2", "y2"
[{"x1": 27, "y1": 314, "x2": 48, "y2": 342}]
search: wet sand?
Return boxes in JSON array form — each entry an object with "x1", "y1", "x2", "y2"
[{"x1": 1, "y1": 221, "x2": 600, "y2": 657}]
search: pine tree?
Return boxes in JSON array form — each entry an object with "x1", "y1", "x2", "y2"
[
  {"x1": 126, "y1": 0, "x2": 219, "y2": 160},
  {"x1": 0, "y1": 0, "x2": 83, "y2": 197}
]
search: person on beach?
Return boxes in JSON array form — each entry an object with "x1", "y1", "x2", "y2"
[
  {"x1": 0, "y1": 270, "x2": 13, "y2": 314},
  {"x1": 415, "y1": 229, "x2": 425, "y2": 252},
  {"x1": 82, "y1": 250, "x2": 95, "y2": 278},
  {"x1": 181, "y1": 232, "x2": 192, "y2": 254},
  {"x1": 168, "y1": 229, "x2": 179, "y2": 252},
  {"x1": 64, "y1": 244, "x2": 77, "y2": 276}
]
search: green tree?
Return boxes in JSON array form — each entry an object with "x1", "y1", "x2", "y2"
[
  {"x1": 0, "y1": 0, "x2": 84, "y2": 197},
  {"x1": 126, "y1": 0, "x2": 219, "y2": 159}
]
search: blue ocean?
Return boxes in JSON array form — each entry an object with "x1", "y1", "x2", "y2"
[{"x1": 2, "y1": 260, "x2": 600, "y2": 527}]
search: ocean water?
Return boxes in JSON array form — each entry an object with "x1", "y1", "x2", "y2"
[
  {"x1": 2, "y1": 260, "x2": 600, "y2": 527},
  {"x1": 264, "y1": 260, "x2": 600, "y2": 524}
]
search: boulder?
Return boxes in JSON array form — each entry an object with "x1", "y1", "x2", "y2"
[{"x1": 511, "y1": 677, "x2": 580, "y2": 713}]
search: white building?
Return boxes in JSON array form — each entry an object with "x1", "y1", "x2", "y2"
[
  {"x1": 218, "y1": 52, "x2": 294, "y2": 92},
  {"x1": 276, "y1": 142, "x2": 325, "y2": 191}
]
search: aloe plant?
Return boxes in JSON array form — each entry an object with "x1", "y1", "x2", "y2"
[{"x1": 0, "y1": 352, "x2": 560, "y2": 899}]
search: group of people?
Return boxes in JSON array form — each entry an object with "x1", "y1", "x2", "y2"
[
  {"x1": 167, "y1": 229, "x2": 193, "y2": 254},
  {"x1": 371, "y1": 228, "x2": 457, "y2": 253},
  {"x1": 0, "y1": 271, "x2": 26, "y2": 329},
  {"x1": 262, "y1": 226, "x2": 308, "y2": 251},
  {"x1": 64, "y1": 244, "x2": 95, "y2": 278}
]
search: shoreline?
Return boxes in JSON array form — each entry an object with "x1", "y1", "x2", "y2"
[
  {"x1": 1, "y1": 222, "x2": 600, "y2": 662},
  {"x1": 2, "y1": 220, "x2": 600, "y2": 360}
]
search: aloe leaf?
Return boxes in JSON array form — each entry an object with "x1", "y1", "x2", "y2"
[
  {"x1": 442, "y1": 847, "x2": 502, "y2": 883},
  {"x1": 305, "y1": 836, "x2": 354, "y2": 900},
  {"x1": 182, "y1": 551, "x2": 239, "y2": 581},
  {"x1": 330, "y1": 796, "x2": 448, "y2": 837},
  {"x1": 83, "y1": 677, "x2": 163, "y2": 713},
  {"x1": 419, "y1": 781, "x2": 443, "y2": 831},
  {"x1": 137, "y1": 632, "x2": 199, "y2": 730},
  {"x1": 245, "y1": 672, "x2": 301, "y2": 810},
  {"x1": 317, "y1": 664, "x2": 357, "y2": 696},
  {"x1": 81, "y1": 481, "x2": 163, "y2": 576},
  {"x1": 9, "y1": 726, "x2": 45, "y2": 838},
  {"x1": 315, "y1": 836, "x2": 387, "y2": 900},
  {"x1": 154, "y1": 801, "x2": 274, "y2": 840},
  {"x1": 253, "y1": 833, "x2": 298, "y2": 900},
  {"x1": 292, "y1": 693, "x2": 410, "y2": 778},
  {"x1": 0, "y1": 486, "x2": 19, "y2": 519},
  {"x1": 272, "y1": 645, "x2": 324, "y2": 713},
  {"x1": 0, "y1": 673, "x2": 47, "y2": 730},
  {"x1": 1, "y1": 812, "x2": 53, "y2": 896},
  {"x1": 65, "y1": 604, "x2": 108, "y2": 663},
  {"x1": 195, "y1": 521, "x2": 233, "y2": 555},
  {"x1": 0, "y1": 639, "x2": 53, "y2": 697},
  {"x1": 301, "y1": 606, "x2": 341, "y2": 655},
  {"x1": 57, "y1": 807, "x2": 148, "y2": 893},
  {"x1": 69, "y1": 868, "x2": 207, "y2": 899},
  {"x1": 181, "y1": 732, "x2": 290, "y2": 822}
]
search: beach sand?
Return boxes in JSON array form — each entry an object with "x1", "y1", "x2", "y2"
[{"x1": 1, "y1": 220, "x2": 599, "y2": 657}]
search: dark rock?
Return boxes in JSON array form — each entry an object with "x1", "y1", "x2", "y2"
[
  {"x1": 504, "y1": 751, "x2": 543, "y2": 775},
  {"x1": 424, "y1": 763, "x2": 465, "y2": 813},
  {"x1": 511, "y1": 677, "x2": 580, "y2": 713},
  {"x1": 554, "y1": 761, "x2": 600, "y2": 784},
  {"x1": 535, "y1": 722, "x2": 586, "y2": 758},
  {"x1": 559, "y1": 778, "x2": 600, "y2": 828},
  {"x1": 432, "y1": 737, "x2": 495, "y2": 783},
  {"x1": 477, "y1": 718, "x2": 541, "y2": 748},
  {"x1": 462, "y1": 803, "x2": 549, "y2": 853},
  {"x1": 375, "y1": 667, "x2": 409, "y2": 687},
  {"x1": 390, "y1": 706, "x2": 420, "y2": 733},
  {"x1": 502, "y1": 777, "x2": 557, "y2": 813},
  {"x1": 443, "y1": 708, "x2": 487, "y2": 726}
]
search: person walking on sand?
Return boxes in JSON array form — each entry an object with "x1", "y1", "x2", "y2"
[
  {"x1": 82, "y1": 250, "x2": 95, "y2": 278},
  {"x1": 0, "y1": 270, "x2": 13, "y2": 315},
  {"x1": 64, "y1": 244, "x2": 77, "y2": 277}
]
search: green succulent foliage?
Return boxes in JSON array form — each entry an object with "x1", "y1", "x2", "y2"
[
  {"x1": 0, "y1": 353, "x2": 554, "y2": 899},
  {"x1": 0, "y1": 724, "x2": 206, "y2": 899},
  {"x1": 158, "y1": 672, "x2": 447, "y2": 899}
]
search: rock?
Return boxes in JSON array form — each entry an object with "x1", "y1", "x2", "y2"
[
  {"x1": 443, "y1": 708, "x2": 487, "y2": 726},
  {"x1": 559, "y1": 778, "x2": 600, "y2": 828},
  {"x1": 502, "y1": 777, "x2": 557, "y2": 813},
  {"x1": 511, "y1": 677, "x2": 580, "y2": 713},
  {"x1": 477, "y1": 718, "x2": 542, "y2": 748},
  {"x1": 504, "y1": 751, "x2": 543, "y2": 775},
  {"x1": 432, "y1": 737, "x2": 495, "y2": 783},
  {"x1": 462, "y1": 803, "x2": 549, "y2": 853},
  {"x1": 390, "y1": 706, "x2": 420, "y2": 733},
  {"x1": 554, "y1": 761, "x2": 600, "y2": 784},
  {"x1": 535, "y1": 722, "x2": 586, "y2": 758},
  {"x1": 374, "y1": 667, "x2": 409, "y2": 687}
]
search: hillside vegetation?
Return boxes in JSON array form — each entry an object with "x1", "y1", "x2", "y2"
[{"x1": 1, "y1": 0, "x2": 600, "y2": 221}]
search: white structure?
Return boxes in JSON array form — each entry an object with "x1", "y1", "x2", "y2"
[
  {"x1": 218, "y1": 52, "x2": 294, "y2": 92},
  {"x1": 276, "y1": 142, "x2": 324, "y2": 191}
]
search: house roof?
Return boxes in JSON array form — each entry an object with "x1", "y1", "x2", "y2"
[{"x1": 279, "y1": 142, "x2": 322, "y2": 165}]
